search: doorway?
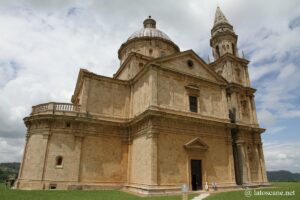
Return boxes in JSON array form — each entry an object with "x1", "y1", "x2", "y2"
[{"x1": 191, "y1": 159, "x2": 202, "y2": 190}]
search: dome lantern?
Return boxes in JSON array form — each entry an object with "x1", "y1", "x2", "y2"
[{"x1": 143, "y1": 16, "x2": 156, "y2": 28}]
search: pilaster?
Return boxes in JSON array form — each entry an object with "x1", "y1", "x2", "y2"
[
  {"x1": 74, "y1": 133, "x2": 85, "y2": 182},
  {"x1": 147, "y1": 121, "x2": 158, "y2": 185},
  {"x1": 41, "y1": 132, "x2": 51, "y2": 182},
  {"x1": 150, "y1": 67, "x2": 158, "y2": 106}
]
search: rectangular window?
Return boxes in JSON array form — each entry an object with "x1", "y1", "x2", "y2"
[{"x1": 189, "y1": 96, "x2": 198, "y2": 113}]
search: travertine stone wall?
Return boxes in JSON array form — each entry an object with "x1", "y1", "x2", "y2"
[
  {"x1": 157, "y1": 124, "x2": 235, "y2": 187},
  {"x1": 214, "y1": 60, "x2": 250, "y2": 87},
  {"x1": 234, "y1": 130, "x2": 268, "y2": 184},
  {"x1": 85, "y1": 78, "x2": 130, "y2": 118},
  {"x1": 44, "y1": 133, "x2": 81, "y2": 182},
  {"x1": 131, "y1": 71, "x2": 151, "y2": 116},
  {"x1": 129, "y1": 134, "x2": 152, "y2": 185},
  {"x1": 157, "y1": 69, "x2": 227, "y2": 119},
  {"x1": 80, "y1": 135, "x2": 126, "y2": 183},
  {"x1": 21, "y1": 134, "x2": 48, "y2": 181},
  {"x1": 116, "y1": 55, "x2": 148, "y2": 80},
  {"x1": 18, "y1": 117, "x2": 128, "y2": 189}
]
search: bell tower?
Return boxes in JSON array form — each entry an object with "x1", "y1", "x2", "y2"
[
  {"x1": 209, "y1": 6, "x2": 256, "y2": 125},
  {"x1": 210, "y1": 6, "x2": 251, "y2": 87},
  {"x1": 209, "y1": 6, "x2": 266, "y2": 186},
  {"x1": 210, "y1": 7, "x2": 238, "y2": 59}
]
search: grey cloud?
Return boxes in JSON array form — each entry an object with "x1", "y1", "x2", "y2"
[
  {"x1": 289, "y1": 15, "x2": 300, "y2": 30},
  {"x1": 264, "y1": 142, "x2": 300, "y2": 173}
]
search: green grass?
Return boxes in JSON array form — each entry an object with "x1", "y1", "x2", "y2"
[
  {"x1": 1, "y1": 182, "x2": 299, "y2": 200},
  {"x1": 0, "y1": 184, "x2": 197, "y2": 200},
  {"x1": 205, "y1": 182, "x2": 300, "y2": 200}
]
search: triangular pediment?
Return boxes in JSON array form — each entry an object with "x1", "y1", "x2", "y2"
[
  {"x1": 153, "y1": 50, "x2": 227, "y2": 85},
  {"x1": 184, "y1": 137, "x2": 209, "y2": 150}
]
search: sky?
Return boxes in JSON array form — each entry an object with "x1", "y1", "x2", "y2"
[{"x1": 0, "y1": 0, "x2": 299, "y2": 173}]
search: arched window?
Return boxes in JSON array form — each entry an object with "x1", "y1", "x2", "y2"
[{"x1": 55, "y1": 156, "x2": 63, "y2": 167}]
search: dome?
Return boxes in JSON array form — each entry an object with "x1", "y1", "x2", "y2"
[
  {"x1": 127, "y1": 16, "x2": 173, "y2": 42},
  {"x1": 128, "y1": 28, "x2": 172, "y2": 41},
  {"x1": 118, "y1": 16, "x2": 180, "y2": 63}
]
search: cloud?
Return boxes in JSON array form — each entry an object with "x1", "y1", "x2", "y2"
[
  {"x1": 0, "y1": 138, "x2": 24, "y2": 162},
  {"x1": 267, "y1": 126, "x2": 286, "y2": 134},
  {"x1": 264, "y1": 142, "x2": 300, "y2": 173},
  {"x1": 289, "y1": 15, "x2": 300, "y2": 30},
  {"x1": 256, "y1": 63, "x2": 300, "y2": 126}
]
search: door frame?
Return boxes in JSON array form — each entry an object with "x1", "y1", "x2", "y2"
[{"x1": 187, "y1": 155, "x2": 206, "y2": 191}]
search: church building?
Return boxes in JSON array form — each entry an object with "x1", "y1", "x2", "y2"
[{"x1": 16, "y1": 7, "x2": 269, "y2": 194}]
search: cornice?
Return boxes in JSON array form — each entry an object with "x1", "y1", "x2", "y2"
[
  {"x1": 226, "y1": 83, "x2": 256, "y2": 96},
  {"x1": 209, "y1": 53, "x2": 250, "y2": 66},
  {"x1": 24, "y1": 105, "x2": 266, "y2": 136}
]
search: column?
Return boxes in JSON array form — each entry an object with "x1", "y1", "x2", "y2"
[
  {"x1": 244, "y1": 144, "x2": 252, "y2": 183},
  {"x1": 236, "y1": 142, "x2": 248, "y2": 184},
  {"x1": 254, "y1": 143, "x2": 262, "y2": 182},
  {"x1": 226, "y1": 132, "x2": 236, "y2": 185}
]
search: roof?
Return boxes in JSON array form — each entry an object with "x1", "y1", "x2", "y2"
[
  {"x1": 128, "y1": 27, "x2": 172, "y2": 41},
  {"x1": 127, "y1": 16, "x2": 173, "y2": 43},
  {"x1": 213, "y1": 6, "x2": 231, "y2": 27}
]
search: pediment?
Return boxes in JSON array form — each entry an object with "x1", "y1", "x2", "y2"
[
  {"x1": 184, "y1": 137, "x2": 209, "y2": 150},
  {"x1": 155, "y1": 50, "x2": 227, "y2": 85}
]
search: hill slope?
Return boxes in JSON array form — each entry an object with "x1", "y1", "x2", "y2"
[
  {"x1": 267, "y1": 170, "x2": 300, "y2": 181},
  {"x1": 0, "y1": 162, "x2": 20, "y2": 182}
]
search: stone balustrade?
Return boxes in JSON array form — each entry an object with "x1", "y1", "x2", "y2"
[{"x1": 31, "y1": 102, "x2": 81, "y2": 115}]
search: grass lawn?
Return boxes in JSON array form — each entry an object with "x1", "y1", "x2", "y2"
[
  {"x1": 1, "y1": 182, "x2": 299, "y2": 200},
  {"x1": 0, "y1": 184, "x2": 197, "y2": 200},
  {"x1": 206, "y1": 182, "x2": 300, "y2": 200}
]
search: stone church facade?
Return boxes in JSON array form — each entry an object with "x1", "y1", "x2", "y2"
[{"x1": 16, "y1": 7, "x2": 269, "y2": 194}]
